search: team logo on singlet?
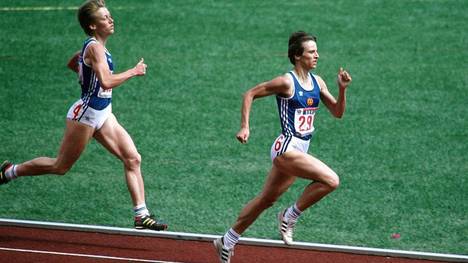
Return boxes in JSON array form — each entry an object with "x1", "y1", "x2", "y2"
[{"x1": 307, "y1": 98, "x2": 314, "y2": 106}]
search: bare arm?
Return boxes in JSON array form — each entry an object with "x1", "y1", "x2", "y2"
[
  {"x1": 67, "y1": 51, "x2": 80, "y2": 73},
  {"x1": 85, "y1": 43, "x2": 146, "y2": 90},
  {"x1": 318, "y1": 67, "x2": 352, "y2": 118},
  {"x1": 236, "y1": 75, "x2": 292, "y2": 143}
]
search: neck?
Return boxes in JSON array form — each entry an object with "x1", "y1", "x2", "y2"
[
  {"x1": 293, "y1": 66, "x2": 310, "y2": 83},
  {"x1": 93, "y1": 34, "x2": 108, "y2": 46}
]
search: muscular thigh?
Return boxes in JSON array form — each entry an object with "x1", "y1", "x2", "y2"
[
  {"x1": 274, "y1": 151, "x2": 337, "y2": 185},
  {"x1": 259, "y1": 165, "x2": 296, "y2": 200},
  {"x1": 56, "y1": 120, "x2": 95, "y2": 166},
  {"x1": 93, "y1": 113, "x2": 138, "y2": 161}
]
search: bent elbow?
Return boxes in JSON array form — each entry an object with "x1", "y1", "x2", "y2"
[
  {"x1": 334, "y1": 111, "x2": 345, "y2": 119},
  {"x1": 99, "y1": 81, "x2": 113, "y2": 90},
  {"x1": 67, "y1": 63, "x2": 79, "y2": 73},
  {"x1": 243, "y1": 90, "x2": 255, "y2": 100}
]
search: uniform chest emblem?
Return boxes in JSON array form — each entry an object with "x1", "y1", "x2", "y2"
[
  {"x1": 299, "y1": 91, "x2": 304, "y2": 96},
  {"x1": 307, "y1": 98, "x2": 314, "y2": 106}
]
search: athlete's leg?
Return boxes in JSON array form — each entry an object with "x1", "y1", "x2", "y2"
[
  {"x1": 14, "y1": 120, "x2": 94, "y2": 176},
  {"x1": 94, "y1": 114, "x2": 167, "y2": 231},
  {"x1": 93, "y1": 113, "x2": 145, "y2": 207},
  {"x1": 275, "y1": 151, "x2": 340, "y2": 211},
  {"x1": 232, "y1": 163, "x2": 296, "y2": 234}
]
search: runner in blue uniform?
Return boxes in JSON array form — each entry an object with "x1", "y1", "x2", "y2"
[
  {"x1": 214, "y1": 31, "x2": 352, "y2": 263},
  {"x1": 0, "y1": 0, "x2": 167, "y2": 231}
]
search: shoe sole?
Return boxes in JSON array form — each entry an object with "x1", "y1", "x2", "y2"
[{"x1": 134, "y1": 225, "x2": 168, "y2": 231}]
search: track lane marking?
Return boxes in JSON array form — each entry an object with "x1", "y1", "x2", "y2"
[
  {"x1": 1, "y1": 218, "x2": 467, "y2": 262},
  {"x1": 0, "y1": 6, "x2": 129, "y2": 11},
  {"x1": 0, "y1": 247, "x2": 182, "y2": 263}
]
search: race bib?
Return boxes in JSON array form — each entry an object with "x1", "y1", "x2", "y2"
[
  {"x1": 97, "y1": 87, "x2": 112, "y2": 98},
  {"x1": 294, "y1": 107, "x2": 318, "y2": 137}
]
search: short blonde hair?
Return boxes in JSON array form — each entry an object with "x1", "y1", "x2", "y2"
[{"x1": 78, "y1": 0, "x2": 106, "y2": 36}]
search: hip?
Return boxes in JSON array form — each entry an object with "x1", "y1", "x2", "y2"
[{"x1": 270, "y1": 134, "x2": 310, "y2": 161}]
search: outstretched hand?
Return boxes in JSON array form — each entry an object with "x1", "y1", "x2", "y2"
[
  {"x1": 134, "y1": 58, "x2": 147, "y2": 76},
  {"x1": 337, "y1": 67, "x2": 352, "y2": 89}
]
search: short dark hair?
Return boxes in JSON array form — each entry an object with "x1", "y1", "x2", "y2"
[
  {"x1": 288, "y1": 31, "x2": 317, "y2": 65},
  {"x1": 78, "y1": 0, "x2": 106, "y2": 36}
]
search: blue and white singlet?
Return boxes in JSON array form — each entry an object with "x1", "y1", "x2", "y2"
[
  {"x1": 276, "y1": 71, "x2": 321, "y2": 141},
  {"x1": 78, "y1": 37, "x2": 114, "y2": 110}
]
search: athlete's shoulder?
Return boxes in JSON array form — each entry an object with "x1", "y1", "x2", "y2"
[
  {"x1": 279, "y1": 73, "x2": 294, "y2": 86},
  {"x1": 82, "y1": 39, "x2": 106, "y2": 67},
  {"x1": 267, "y1": 73, "x2": 294, "y2": 98},
  {"x1": 271, "y1": 73, "x2": 294, "y2": 91},
  {"x1": 85, "y1": 40, "x2": 106, "y2": 57},
  {"x1": 86, "y1": 40, "x2": 103, "y2": 49},
  {"x1": 82, "y1": 37, "x2": 97, "y2": 49}
]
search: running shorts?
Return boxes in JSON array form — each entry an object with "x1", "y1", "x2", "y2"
[
  {"x1": 66, "y1": 99, "x2": 111, "y2": 130},
  {"x1": 270, "y1": 134, "x2": 310, "y2": 161}
]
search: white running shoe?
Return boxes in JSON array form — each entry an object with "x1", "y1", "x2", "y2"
[
  {"x1": 213, "y1": 237, "x2": 234, "y2": 263},
  {"x1": 278, "y1": 209, "x2": 295, "y2": 245}
]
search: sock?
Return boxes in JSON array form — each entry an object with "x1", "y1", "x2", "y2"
[
  {"x1": 5, "y1": 164, "x2": 18, "y2": 181},
  {"x1": 285, "y1": 203, "x2": 302, "y2": 223},
  {"x1": 133, "y1": 203, "x2": 150, "y2": 218},
  {"x1": 223, "y1": 228, "x2": 240, "y2": 250}
]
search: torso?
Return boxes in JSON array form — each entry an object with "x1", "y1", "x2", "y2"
[
  {"x1": 78, "y1": 37, "x2": 113, "y2": 110},
  {"x1": 275, "y1": 71, "x2": 321, "y2": 140}
]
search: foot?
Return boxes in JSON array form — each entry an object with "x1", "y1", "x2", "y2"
[
  {"x1": 278, "y1": 209, "x2": 295, "y2": 245},
  {"x1": 0, "y1": 161, "x2": 13, "y2": 185},
  {"x1": 213, "y1": 237, "x2": 234, "y2": 263},
  {"x1": 134, "y1": 214, "x2": 168, "y2": 231}
]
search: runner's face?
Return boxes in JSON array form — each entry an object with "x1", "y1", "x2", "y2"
[
  {"x1": 91, "y1": 7, "x2": 114, "y2": 36},
  {"x1": 299, "y1": 40, "x2": 319, "y2": 69}
]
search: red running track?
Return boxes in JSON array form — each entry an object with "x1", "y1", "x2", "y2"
[{"x1": 0, "y1": 225, "x2": 456, "y2": 263}]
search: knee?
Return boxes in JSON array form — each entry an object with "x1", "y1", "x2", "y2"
[
  {"x1": 53, "y1": 164, "x2": 72, "y2": 176},
  {"x1": 326, "y1": 172, "x2": 340, "y2": 190},
  {"x1": 273, "y1": 155, "x2": 290, "y2": 170},
  {"x1": 124, "y1": 152, "x2": 141, "y2": 169}
]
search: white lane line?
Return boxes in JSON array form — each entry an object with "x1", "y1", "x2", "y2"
[
  {"x1": 0, "y1": 6, "x2": 128, "y2": 11},
  {"x1": 1, "y1": 218, "x2": 467, "y2": 262},
  {"x1": 0, "y1": 6, "x2": 77, "y2": 11},
  {"x1": 0, "y1": 247, "x2": 183, "y2": 263}
]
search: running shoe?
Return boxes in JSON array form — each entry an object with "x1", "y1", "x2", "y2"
[
  {"x1": 213, "y1": 237, "x2": 234, "y2": 263},
  {"x1": 134, "y1": 214, "x2": 168, "y2": 231},
  {"x1": 278, "y1": 209, "x2": 295, "y2": 245},
  {"x1": 0, "y1": 161, "x2": 13, "y2": 185}
]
